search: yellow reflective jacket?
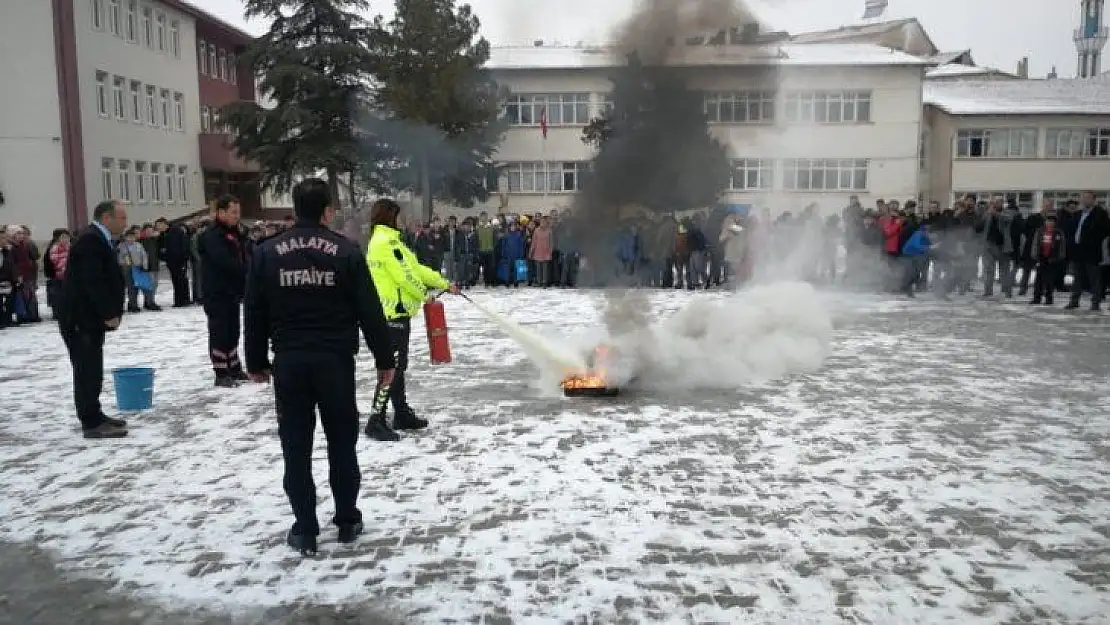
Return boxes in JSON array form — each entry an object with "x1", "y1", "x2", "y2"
[{"x1": 367, "y1": 224, "x2": 450, "y2": 320}]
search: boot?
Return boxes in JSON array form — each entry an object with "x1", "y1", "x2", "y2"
[
  {"x1": 337, "y1": 521, "x2": 364, "y2": 544},
  {"x1": 364, "y1": 414, "x2": 400, "y2": 442},
  {"x1": 214, "y1": 374, "x2": 239, "y2": 388},
  {"x1": 144, "y1": 302, "x2": 163, "y2": 311},
  {"x1": 287, "y1": 529, "x2": 318, "y2": 557},
  {"x1": 127, "y1": 304, "x2": 141, "y2": 313},
  {"x1": 393, "y1": 406, "x2": 428, "y2": 431}
]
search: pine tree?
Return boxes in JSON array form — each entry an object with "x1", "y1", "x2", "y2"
[
  {"x1": 220, "y1": 0, "x2": 382, "y2": 210},
  {"x1": 581, "y1": 53, "x2": 731, "y2": 215},
  {"x1": 368, "y1": 0, "x2": 506, "y2": 222}
]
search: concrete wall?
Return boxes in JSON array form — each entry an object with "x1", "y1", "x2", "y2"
[
  {"x1": 438, "y1": 62, "x2": 924, "y2": 219},
  {"x1": 0, "y1": 0, "x2": 68, "y2": 238},
  {"x1": 75, "y1": 0, "x2": 204, "y2": 227}
]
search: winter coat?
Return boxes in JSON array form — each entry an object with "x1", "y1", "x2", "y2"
[
  {"x1": 58, "y1": 226, "x2": 125, "y2": 332},
  {"x1": 0, "y1": 247, "x2": 15, "y2": 292},
  {"x1": 529, "y1": 227, "x2": 554, "y2": 262},
  {"x1": 197, "y1": 219, "x2": 248, "y2": 302},
  {"x1": 616, "y1": 230, "x2": 638, "y2": 264},
  {"x1": 1067, "y1": 205, "x2": 1110, "y2": 264},
  {"x1": 163, "y1": 224, "x2": 191, "y2": 265},
  {"x1": 499, "y1": 230, "x2": 526, "y2": 261},
  {"x1": 455, "y1": 230, "x2": 478, "y2": 257},
  {"x1": 1031, "y1": 227, "x2": 1067, "y2": 263},
  {"x1": 978, "y1": 209, "x2": 1023, "y2": 256},
  {"x1": 48, "y1": 242, "x2": 70, "y2": 279},
  {"x1": 140, "y1": 233, "x2": 161, "y2": 271},
  {"x1": 901, "y1": 229, "x2": 931, "y2": 257},
  {"x1": 117, "y1": 241, "x2": 148, "y2": 269},
  {"x1": 879, "y1": 215, "x2": 903, "y2": 255},
  {"x1": 10, "y1": 241, "x2": 38, "y2": 281},
  {"x1": 476, "y1": 225, "x2": 496, "y2": 252}
]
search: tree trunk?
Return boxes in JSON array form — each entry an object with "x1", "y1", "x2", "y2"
[
  {"x1": 420, "y1": 153, "x2": 433, "y2": 225},
  {"x1": 326, "y1": 166, "x2": 342, "y2": 229}
]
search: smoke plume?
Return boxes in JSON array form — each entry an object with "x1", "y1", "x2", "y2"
[{"x1": 565, "y1": 0, "x2": 838, "y2": 390}]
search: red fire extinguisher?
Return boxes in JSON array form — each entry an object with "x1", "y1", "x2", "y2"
[{"x1": 423, "y1": 296, "x2": 452, "y2": 364}]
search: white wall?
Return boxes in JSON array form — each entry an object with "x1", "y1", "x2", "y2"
[
  {"x1": 925, "y1": 108, "x2": 1110, "y2": 209},
  {"x1": 75, "y1": 0, "x2": 204, "y2": 227},
  {"x1": 443, "y1": 62, "x2": 924, "y2": 219},
  {"x1": 0, "y1": 0, "x2": 68, "y2": 238}
]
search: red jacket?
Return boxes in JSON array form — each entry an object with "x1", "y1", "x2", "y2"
[{"x1": 879, "y1": 215, "x2": 903, "y2": 255}]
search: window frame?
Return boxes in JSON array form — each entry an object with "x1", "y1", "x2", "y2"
[
  {"x1": 101, "y1": 158, "x2": 114, "y2": 200},
  {"x1": 173, "y1": 92, "x2": 184, "y2": 131},
  {"x1": 201, "y1": 105, "x2": 211, "y2": 132},
  {"x1": 125, "y1": 0, "x2": 137, "y2": 42},
  {"x1": 229, "y1": 53, "x2": 238, "y2": 85},
  {"x1": 170, "y1": 20, "x2": 180, "y2": 57},
  {"x1": 782, "y1": 158, "x2": 869, "y2": 192},
  {"x1": 111, "y1": 76, "x2": 126, "y2": 120},
  {"x1": 505, "y1": 93, "x2": 592, "y2": 127},
  {"x1": 135, "y1": 161, "x2": 147, "y2": 201},
  {"x1": 129, "y1": 80, "x2": 142, "y2": 122},
  {"x1": 108, "y1": 0, "x2": 121, "y2": 36},
  {"x1": 118, "y1": 160, "x2": 131, "y2": 203},
  {"x1": 141, "y1": 5, "x2": 153, "y2": 47},
  {"x1": 955, "y1": 128, "x2": 1038, "y2": 159},
  {"x1": 209, "y1": 45, "x2": 218, "y2": 78},
  {"x1": 704, "y1": 91, "x2": 776, "y2": 124},
  {"x1": 145, "y1": 85, "x2": 156, "y2": 125},
  {"x1": 505, "y1": 162, "x2": 547, "y2": 193},
  {"x1": 159, "y1": 89, "x2": 170, "y2": 128},
  {"x1": 729, "y1": 158, "x2": 775, "y2": 191},
  {"x1": 218, "y1": 49, "x2": 227, "y2": 81},
  {"x1": 164, "y1": 164, "x2": 175, "y2": 202},
  {"x1": 784, "y1": 90, "x2": 872, "y2": 124},
  {"x1": 178, "y1": 166, "x2": 188, "y2": 203},
  {"x1": 149, "y1": 162, "x2": 162, "y2": 202},
  {"x1": 92, "y1": 0, "x2": 105, "y2": 31},
  {"x1": 155, "y1": 12, "x2": 166, "y2": 52},
  {"x1": 198, "y1": 40, "x2": 208, "y2": 74},
  {"x1": 95, "y1": 71, "x2": 109, "y2": 117}
]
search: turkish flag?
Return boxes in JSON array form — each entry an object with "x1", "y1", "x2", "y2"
[{"x1": 539, "y1": 107, "x2": 548, "y2": 139}]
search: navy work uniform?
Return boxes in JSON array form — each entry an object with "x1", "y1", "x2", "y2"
[{"x1": 244, "y1": 219, "x2": 396, "y2": 548}]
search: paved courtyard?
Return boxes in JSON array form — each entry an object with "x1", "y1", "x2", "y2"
[{"x1": 0, "y1": 286, "x2": 1107, "y2": 624}]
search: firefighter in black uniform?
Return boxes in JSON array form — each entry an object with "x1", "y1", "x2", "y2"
[
  {"x1": 198, "y1": 195, "x2": 249, "y2": 386},
  {"x1": 244, "y1": 178, "x2": 396, "y2": 556}
]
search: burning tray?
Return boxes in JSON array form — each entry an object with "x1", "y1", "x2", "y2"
[{"x1": 563, "y1": 385, "x2": 620, "y2": 398}]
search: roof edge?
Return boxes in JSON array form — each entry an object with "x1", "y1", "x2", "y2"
[{"x1": 164, "y1": 0, "x2": 254, "y2": 42}]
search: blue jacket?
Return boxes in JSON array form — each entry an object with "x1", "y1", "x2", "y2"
[
  {"x1": 617, "y1": 231, "x2": 639, "y2": 263},
  {"x1": 499, "y1": 231, "x2": 525, "y2": 260},
  {"x1": 901, "y1": 229, "x2": 931, "y2": 257}
]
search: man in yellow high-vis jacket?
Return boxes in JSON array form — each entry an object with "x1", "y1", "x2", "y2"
[{"x1": 364, "y1": 198, "x2": 457, "y2": 441}]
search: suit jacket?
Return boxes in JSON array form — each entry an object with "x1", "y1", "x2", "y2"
[
  {"x1": 1070, "y1": 205, "x2": 1110, "y2": 264},
  {"x1": 58, "y1": 226, "x2": 124, "y2": 332}
]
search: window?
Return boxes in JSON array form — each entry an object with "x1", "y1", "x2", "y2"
[
  {"x1": 164, "y1": 164, "x2": 175, "y2": 202},
  {"x1": 154, "y1": 12, "x2": 166, "y2": 51},
  {"x1": 704, "y1": 91, "x2": 776, "y2": 123},
  {"x1": 729, "y1": 158, "x2": 774, "y2": 190},
  {"x1": 135, "y1": 162, "x2": 147, "y2": 201},
  {"x1": 199, "y1": 40, "x2": 208, "y2": 74},
  {"x1": 1043, "y1": 190, "x2": 1110, "y2": 208},
  {"x1": 173, "y1": 92, "x2": 184, "y2": 130},
  {"x1": 108, "y1": 0, "x2": 121, "y2": 36},
  {"x1": 1087, "y1": 128, "x2": 1110, "y2": 157},
  {"x1": 962, "y1": 191, "x2": 1036, "y2": 213},
  {"x1": 218, "y1": 49, "x2": 227, "y2": 81},
  {"x1": 101, "y1": 158, "x2": 114, "y2": 199},
  {"x1": 209, "y1": 45, "x2": 218, "y2": 77},
  {"x1": 118, "y1": 160, "x2": 131, "y2": 202},
  {"x1": 125, "y1": 0, "x2": 137, "y2": 41},
  {"x1": 141, "y1": 6, "x2": 152, "y2": 47},
  {"x1": 919, "y1": 131, "x2": 929, "y2": 171},
  {"x1": 159, "y1": 89, "x2": 170, "y2": 127},
  {"x1": 112, "y1": 76, "x2": 125, "y2": 119},
  {"x1": 505, "y1": 162, "x2": 546, "y2": 193},
  {"x1": 95, "y1": 71, "x2": 109, "y2": 116},
  {"x1": 129, "y1": 80, "x2": 142, "y2": 122},
  {"x1": 229, "y1": 54, "x2": 237, "y2": 84},
  {"x1": 505, "y1": 93, "x2": 591, "y2": 126},
  {"x1": 1046, "y1": 129, "x2": 1087, "y2": 157},
  {"x1": 150, "y1": 162, "x2": 161, "y2": 201},
  {"x1": 178, "y1": 166, "x2": 188, "y2": 203},
  {"x1": 782, "y1": 159, "x2": 868, "y2": 191},
  {"x1": 784, "y1": 90, "x2": 872, "y2": 123},
  {"x1": 550, "y1": 162, "x2": 585, "y2": 192},
  {"x1": 145, "y1": 85, "x2": 156, "y2": 124},
  {"x1": 92, "y1": 0, "x2": 105, "y2": 30},
  {"x1": 170, "y1": 21, "x2": 180, "y2": 57},
  {"x1": 201, "y1": 105, "x2": 211, "y2": 132},
  {"x1": 955, "y1": 129, "x2": 1037, "y2": 158}
]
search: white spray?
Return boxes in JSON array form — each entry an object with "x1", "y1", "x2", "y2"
[{"x1": 460, "y1": 294, "x2": 588, "y2": 376}]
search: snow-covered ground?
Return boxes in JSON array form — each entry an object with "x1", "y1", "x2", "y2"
[{"x1": 1, "y1": 286, "x2": 1108, "y2": 624}]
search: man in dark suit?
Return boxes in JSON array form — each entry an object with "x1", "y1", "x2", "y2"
[
  {"x1": 1065, "y1": 191, "x2": 1109, "y2": 311},
  {"x1": 157, "y1": 217, "x2": 192, "y2": 307},
  {"x1": 58, "y1": 200, "x2": 129, "y2": 438}
]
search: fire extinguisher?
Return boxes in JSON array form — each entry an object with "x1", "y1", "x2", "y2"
[{"x1": 423, "y1": 293, "x2": 452, "y2": 364}]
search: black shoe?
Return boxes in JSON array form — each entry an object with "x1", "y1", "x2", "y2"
[
  {"x1": 144, "y1": 303, "x2": 162, "y2": 311},
  {"x1": 364, "y1": 414, "x2": 400, "y2": 441},
  {"x1": 83, "y1": 423, "x2": 128, "y2": 439},
  {"x1": 1065, "y1": 302, "x2": 1080, "y2": 310},
  {"x1": 231, "y1": 370, "x2": 250, "y2": 382},
  {"x1": 337, "y1": 521, "x2": 364, "y2": 544},
  {"x1": 287, "y1": 529, "x2": 318, "y2": 556},
  {"x1": 101, "y1": 415, "x2": 128, "y2": 428},
  {"x1": 393, "y1": 407, "x2": 428, "y2": 431},
  {"x1": 127, "y1": 305, "x2": 141, "y2": 313},
  {"x1": 214, "y1": 375, "x2": 240, "y2": 388}
]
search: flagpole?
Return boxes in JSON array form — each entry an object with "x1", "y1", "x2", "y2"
[{"x1": 541, "y1": 106, "x2": 548, "y2": 204}]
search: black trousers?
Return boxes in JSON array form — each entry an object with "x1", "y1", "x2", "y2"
[
  {"x1": 478, "y1": 251, "x2": 495, "y2": 286},
  {"x1": 1069, "y1": 262, "x2": 1106, "y2": 305},
  {"x1": 61, "y1": 326, "x2": 106, "y2": 429},
  {"x1": 371, "y1": 318, "x2": 411, "y2": 416},
  {"x1": 167, "y1": 261, "x2": 190, "y2": 306},
  {"x1": 274, "y1": 351, "x2": 361, "y2": 536},
  {"x1": 204, "y1": 297, "x2": 242, "y2": 375},
  {"x1": 1032, "y1": 261, "x2": 1062, "y2": 303}
]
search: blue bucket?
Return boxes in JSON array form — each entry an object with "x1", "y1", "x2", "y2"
[{"x1": 112, "y1": 367, "x2": 155, "y2": 412}]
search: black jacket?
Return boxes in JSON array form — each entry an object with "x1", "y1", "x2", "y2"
[
  {"x1": 57, "y1": 226, "x2": 124, "y2": 332},
  {"x1": 243, "y1": 221, "x2": 397, "y2": 373},
  {"x1": 198, "y1": 220, "x2": 248, "y2": 301},
  {"x1": 162, "y1": 224, "x2": 191, "y2": 265},
  {"x1": 1067, "y1": 205, "x2": 1110, "y2": 264}
]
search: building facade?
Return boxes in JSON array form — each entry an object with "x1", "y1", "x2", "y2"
[
  {"x1": 0, "y1": 0, "x2": 253, "y2": 239},
  {"x1": 472, "y1": 42, "x2": 927, "y2": 217},
  {"x1": 922, "y1": 78, "x2": 1110, "y2": 212}
]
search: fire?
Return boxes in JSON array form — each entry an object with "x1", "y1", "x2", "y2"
[{"x1": 561, "y1": 345, "x2": 614, "y2": 390}]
